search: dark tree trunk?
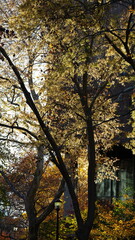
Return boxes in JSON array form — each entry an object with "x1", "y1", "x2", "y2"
[
  {"x1": 28, "y1": 221, "x2": 39, "y2": 240},
  {"x1": 76, "y1": 225, "x2": 90, "y2": 240}
]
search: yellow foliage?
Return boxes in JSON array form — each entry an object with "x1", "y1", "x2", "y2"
[{"x1": 91, "y1": 198, "x2": 135, "y2": 239}]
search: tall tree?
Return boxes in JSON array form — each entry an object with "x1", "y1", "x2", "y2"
[{"x1": 0, "y1": 0, "x2": 134, "y2": 239}]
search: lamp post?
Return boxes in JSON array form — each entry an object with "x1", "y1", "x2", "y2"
[{"x1": 54, "y1": 199, "x2": 62, "y2": 240}]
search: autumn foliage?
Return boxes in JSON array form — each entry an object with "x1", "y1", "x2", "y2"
[
  {"x1": 36, "y1": 197, "x2": 135, "y2": 240},
  {"x1": 91, "y1": 198, "x2": 135, "y2": 240},
  {"x1": 0, "y1": 0, "x2": 135, "y2": 240}
]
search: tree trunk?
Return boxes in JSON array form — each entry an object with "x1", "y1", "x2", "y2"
[
  {"x1": 78, "y1": 115, "x2": 96, "y2": 240},
  {"x1": 76, "y1": 225, "x2": 90, "y2": 240},
  {"x1": 28, "y1": 221, "x2": 39, "y2": 240}
]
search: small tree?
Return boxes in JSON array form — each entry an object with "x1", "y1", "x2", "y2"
[{"x1": 0, "y1": 147, "x2": 64, "y2": 240}]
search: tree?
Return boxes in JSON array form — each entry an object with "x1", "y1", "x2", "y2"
[
  {"x1": 0, "y1": 147, "x2": 64, "y2": 240},
  {"x1": 0, "y1": 3, "x2": 65, "y2": 239},
  {"x1": 0, "y1": 0, "x2": 134, "y2": 239}
]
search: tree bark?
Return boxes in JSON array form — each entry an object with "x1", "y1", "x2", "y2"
[
  {"x1": 28, "y1": 220, "x2": 39, "y2": 240},
  {"x1": 75, "y1": 116, "x2": 96, "y2": 240},
  {"x1": 76, "y1": 225, "x2": 90, "y2": 240}
]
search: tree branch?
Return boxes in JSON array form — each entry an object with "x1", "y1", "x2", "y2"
[
  {"x1": 26, "y1": 145, "x2": 44, "y2": 200},
  {"x1": 0, "y1": 170, "x2": 25, "y2": 200},
  {"x1": 89, "y1": 80, "x2": 108, "y2": 111},
  {"x1": 105, "y1": 33, "x2": 135, "y2": 71},
  {"x1": 125, "y1": 12, "x2": 133, "y2": 46},
  {"x1": 0, "y1": 123, "x2": 38, "y2": 140},
  {"x1": 0, "y1": 46, "x2": 83, "y2": 229},
  {"x1": 93, "y1": 108, "x2": 135, "y2": 128},
  {"x1": 37, "y1": 178, "x2": 65, "y2": 224}
]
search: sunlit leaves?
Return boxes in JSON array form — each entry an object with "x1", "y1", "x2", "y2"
[{"x1": 0, "y1": 1, "x2": 134, "y2": 238}]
